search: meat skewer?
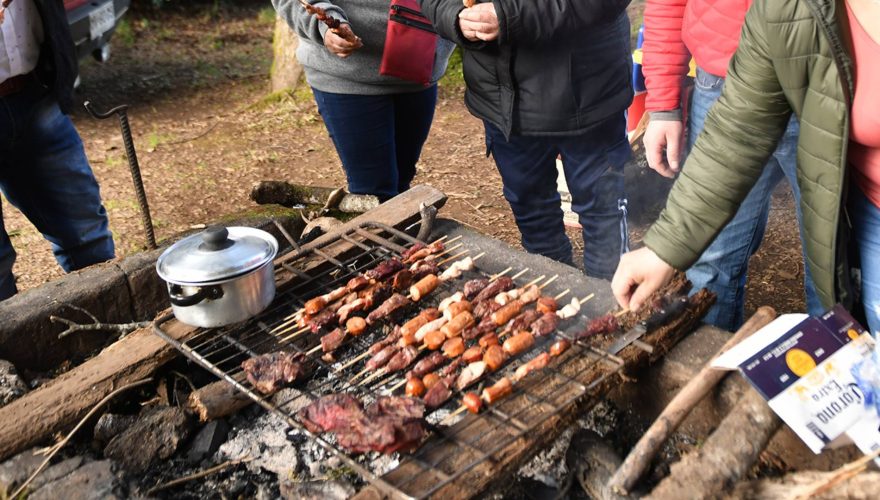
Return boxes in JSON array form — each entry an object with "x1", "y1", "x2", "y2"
[{"x1": 297, "y1": 0, "x2": 363, "y2": 46}]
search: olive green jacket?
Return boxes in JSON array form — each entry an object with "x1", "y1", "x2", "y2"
[{"x1": 644, "y1": 0, "x2": 857, "y2": 309}]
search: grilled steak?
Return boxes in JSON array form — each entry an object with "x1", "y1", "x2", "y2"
[
  {"x1": 368, "y1": 396, "x2": 425, "y2": 419},
  {"x1": 463, "y1": 278, "x2": 490, "y2": 300},
  {"x1": 503, "y1": 309, "x2": 542, "y2": 335},
  {"x1": 298, "y1": 394, "x2": 364, "y2": 433},
  {"x1": 391, "y1": 269, "x2": 414, "y2": 292},
  {"x1": 242, "y1": 351, "x2": 304, "y2": 394},
  {"x1": 365, "y1": 258, "x2": 404, "y2": 282}
]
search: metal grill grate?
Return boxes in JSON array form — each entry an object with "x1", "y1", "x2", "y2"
[{"x1": 152, "y1": 221, "x2": 627, "y2": 499}]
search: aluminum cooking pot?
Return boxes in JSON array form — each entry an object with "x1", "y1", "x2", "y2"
[{"x1": 156, "y1": 226, "x2": 278, "y2": 327}]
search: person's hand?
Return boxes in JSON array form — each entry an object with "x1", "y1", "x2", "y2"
[
  {"x1": 643, "y1": 119, "x2": 685, "y2": 178},
  {"x1": 459, "y1": 2, "x2": 499, "y2": 42},
  {"x1": 611, "y1": 247, "x2": 676, "y2": 312},
  {"x1": 324, "y1": 24, "x2": 362, "y2": 58}
]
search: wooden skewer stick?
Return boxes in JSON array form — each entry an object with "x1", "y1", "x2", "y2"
[
  {"x1": 614, "y1": 308, "x2": 630, "y2": 318},
  {"x1": 440, "y1": 405, "x2": 468, "y2": 426},
  {"x1": 437, "y1": 249, "x2": 470, "y2": 267},
  {"x1": 539, "y1": 274, "x2": 559, "y2": 288},
  {"x1": 580, "y1": 293, "x2": 595, "y2": 305},
  {"x1": 554, "y1": 289, "x2": 571, "y2": 300},
  {"x1": 427, "y1": 242, "x2": 463, "y2": 262}
]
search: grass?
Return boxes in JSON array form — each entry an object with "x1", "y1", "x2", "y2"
[
  {"x1": 114, "y1": 19, "x2": 136, "y2": 47},
  {"x1": 439, "y1": 47, "x2": 465, "y2": 91}
]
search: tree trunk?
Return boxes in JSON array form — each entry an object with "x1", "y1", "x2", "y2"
[{"x1": 271, "y1": 15, "x2": 303, "y2": 93}]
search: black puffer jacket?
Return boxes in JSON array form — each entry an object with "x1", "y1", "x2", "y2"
[
  {"x1": 419, "y1": 0, "x2": 633, "y2": 138},
  {"x1": 32, "y1": 0, "x2": 79, "y2": 114}
]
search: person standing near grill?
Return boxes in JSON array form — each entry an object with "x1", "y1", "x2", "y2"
[
  {"x1": 0, "y1": 0, "x2": 115, "y2": 301},
  {"x1": 273, "y1": 0, "x2": 454, "y2": 202},
  {"x1": 418, "y1": 0, "x2": 633, "y2": 279},
  {"x1": 640, "y1": 0, "x2": 821, "y2": 331},
  {"x1": 612, "y1": 0, "x2": 880, "y2": 335}
]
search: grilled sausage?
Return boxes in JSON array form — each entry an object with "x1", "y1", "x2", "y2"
[
  {"x1": 490, "y1": 300, "x2": 524, "y2": 326},
  {"x1": 462, "y1": 346, "x2": 483, "y2": 363},
  {"x1": 442, "y1": 337, "x2": 465, "y2": 358},
  {"x1": 536, "y1": 296, "x2": 558, "y2": 314},
  {"x1": 483, "y1": 344, "x2": 505, "y2": 372},
  {"x1": 463, "y1": 392, "x2": 482, "y2": 414},
  {"x1": 479, "y1": 332, "x2": 500, "y2": 349},
  {"x1": 443, "y1": 300, "x2": 472, "y2": 321},
  {"x1": 481, "y1": 377, "x2": 512, "y2": 404},
  {"x1": 406, "y1": 376, "x2": 426, "y2": 397},
  {"x1": 304, "y1": 296, "x2": 328, "y2": 316},
  {"x1": 550, "y1": 339, "x2": 571, "y2": 357},
  {"x1": 345, "y1": 317, "x2": 366, "y2": 336},
  {"x1": 423, "y1": 330, "x2": 446, "y2": 351},
  {"x1": 514, "y1": 352, "x2": 550, "y2": 381},
  {"x1": 503, "y1": 331, "x2": 535, "y2": 357},
  {"x1": 401, "y1": 315, "x2": 429, "y2": 338},
  {"x1": 441, "y1": 311, "x2": 475, "y2": 338},
  {"x1": 410, "y1": 274, "x2": 440, "y2": 301}
]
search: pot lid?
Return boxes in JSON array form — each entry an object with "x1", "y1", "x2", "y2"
[{"x1": 156, "y1": 226, "x2": 278, "y2": 284}]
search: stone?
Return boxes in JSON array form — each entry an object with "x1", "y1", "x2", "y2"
[
  {"x1": 29, "y1": 460, "x2": 124, "y2": 500},
  {"x1": 279, "y1": 479, "x2": 355, "y2": 500},
  {"x1": 104, "y1": 406, "x2": 193, "y2": 472},
  {"x1": 29, "y1": 456, "x2": 84, "y2": 491},
  {"x1": 186, "y1": 420, "x2": 230, "y2": 463},
  {"x1": 0, "y1": 360, "x2": 28, "y2": 406},
  {"x1": 93, "y1": 413, "x2": 137, "y2": 444},
  {"x1": 0, "y1": 447, "x2": 43, "y2": 492},
  {"x1": 116, "y1": 247, "x2": 166, "y2": 322}
]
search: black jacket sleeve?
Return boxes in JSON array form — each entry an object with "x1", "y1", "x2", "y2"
[
  {"x1": 495, "y1": 0, "x2": 630, "y2": 45},
  {"x1": 419, "y1": 0, "x2": 489, "y2": 49}
]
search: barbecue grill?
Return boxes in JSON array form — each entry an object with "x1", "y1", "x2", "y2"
[{"x1": 151, "y1": 214, "x2": 661, "y2": 499}]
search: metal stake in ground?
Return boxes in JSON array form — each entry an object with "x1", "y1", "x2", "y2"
[{"x1": 84, "y1": 101, "x2": 157, "y2": 250}]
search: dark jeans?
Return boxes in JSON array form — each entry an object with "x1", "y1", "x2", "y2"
[
  {"x1": 0, "y1": 84, "x2": 115, "y2": 301},
  {"x1": 485, "y1": 116, "x2": 631, "y2": 279},
  {"x1": 312, "y1": 86, "x2": 438, "y2": 201}
]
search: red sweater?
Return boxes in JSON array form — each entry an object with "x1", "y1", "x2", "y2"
[{"x1": 642, "y1": 0, "x2": 751, "y2": 113}]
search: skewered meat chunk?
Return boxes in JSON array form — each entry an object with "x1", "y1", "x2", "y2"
[
  {"x1": 439, "y1": 357, "x2": 465, "y2": 378},
  {"x1": 579, "y1": 313, "x2": 620, "y2": 338},
  {"x1": 306, "y1": 292, "x2": 356, "y2": 332},
  {"x1": 503, "y1": 309, "x2": 542, "y2": 335},
  {"x1": 410, "y1": 274, "x2": 440, "y2": 301},
  {"x1": 455, "y1": 361, "x2": 486, "y2": 390},
  {"x1": 443, "y1": 300, "x2": 472, "y2": 321},
  {"x1": 438, "y1": 292, "x2": 464, "y2": 312},
  {"x1": 439, "y1": 256, "x2": 475, "y2": 281},
  {"x1": 463, "y1": 392, "x2": 482, "y2": 414},
  {"x1": 423, "y1": 373, "x2": 440, "y2": 389},
  {"x1": 483, "y1": 344, "x2": 505, "y2": 372},
  {"x1": 536, "y1": 296, "x2": 558, "y2": 314},
  {"x1": 408, "y1": 352, "x2": 446, "y2": 379},
  {"x1": 242, "y1": 351, "x2": 304, "y2": 394},
  {"x1": 556, "y1": 297, "x2": 581, "y2": 319},
  {"x1": 368, "y1": 327, "x2": 401, "y2": 355},
  {"x1": 462, "y1": 346, "x2": 483, "y2": 363},
  {"x1": 366, "y1": 345, "x2": 398, "y2": 371},
  {"x1": 346, "y1": 316, "x2": 367, "y2": 336},
  {"x1": 530, "y1": 312, "x2": 560, "y2": 337},
  {"x1": 478, "y1": 332, "x2": 499, "y2": 349},
  {"x1": 473, "y1": 276, "x2": 514, "y2": 303},
  {"x1": 406, "y1": 376, "x2": 426, "y2": 397},
  {"x1": 423, "y1": 330, "x2": 446, "y2": 350},
  {"x1": 386, "y1": 346, "x2": 419, "y2": 373},
  {"x1": 367, "y1": 293, "x2": 410, "y2": 325},
  {"x1": 424, "y1": 378, "x2": 453, "y2": 408},
  {"x1": 347, "y1": 275, "x2": 370, "y2": 291},
  {"x1": 441, "y1": 311, "x2": 475, "y2": 338},
  {"x1": 550, "y1": 339, "x2": 571, "y2": 357},
  {"x1": 513, "y1": 353, "x2": 550, "y2": 381},
  {"x1": 463, "y1": 278, "x2": 490, "y2": 300},
  {"x1": 337, "y1": 298, "x2": 365, "y2": 324},
  {"x1": 491, "y1": 300, "x2": 524, "y2": 326},
  {"x1": 320, "y1": 327, "x2": 347, "y2": 353},
  {"x1": 473, "y1": 299, "x2": 503, "y2": 320},
  {"x1": 403, "y1": 240, "x2": 443, "y2": 264},
  {"x1": 415, "y1": 317, "x2": 448, "y2": 342},
  {"x1": 391, "y1": 269, "x2": 414, "y2": 291},
  {"x1": 411, "y1": 261, "x2": 440, "y2": 281},
  {"x1": 442, "y1": 337, "x2": 465, "y2": 358},
  {"x1": 365, "y1": 258, "x2": 404, "y2": 281},
  {"x1": 400, "y1": 242, "x2": 426, "y2": 262},
  {"x1": 298, "y1": 394, "x2": 363, "y2": 433}
]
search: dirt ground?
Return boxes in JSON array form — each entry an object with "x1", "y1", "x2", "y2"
[{"x1": 2, "y1": 0, "x2": 806, "y2": 320}]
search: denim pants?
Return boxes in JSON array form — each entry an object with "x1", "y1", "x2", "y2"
[
  {"x1": 312, "y1": 86, "x2": 438, "y2": 202},
  {"x1": 0, "y1": 84, "x2": 115, "y2": 300},
  {"x1": 685, "y1": 68, "x2": 821, "y2": 330},
  {"x1": 485, "y1": 116, "x2": 631, "y2": 279},
  {"x1": 849, "y1": 187, "x2": 880, "y2": 336}
]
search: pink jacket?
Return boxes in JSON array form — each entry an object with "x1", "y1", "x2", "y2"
[{"x1": 642, "y1": 0, "x2": 751, "y2": 113}]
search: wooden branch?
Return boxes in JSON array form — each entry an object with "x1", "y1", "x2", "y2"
[
  {"x1": 50, "y1": 316, "x2": 151, "y2": 339},
  {"x1": 353, "y1": 286, "x2": 716, "y2": 500},
  {"x1": 609, "y1": 306, "x2": 777, "y2": 494},
  {"x1": 727, "y1": 470, "x2": 880, "y2": 500},
  {"x1": 646, "y1": 387, "x2": 781, "y2": 499}
]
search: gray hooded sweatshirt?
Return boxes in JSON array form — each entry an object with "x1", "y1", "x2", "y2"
[{"x1": 273, "y1": 0, "x2": 455, "y2": 95}]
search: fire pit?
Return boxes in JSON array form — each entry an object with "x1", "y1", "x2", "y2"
[{"x1": 151, "y1": 211, "x2": 709, "y2": 499}]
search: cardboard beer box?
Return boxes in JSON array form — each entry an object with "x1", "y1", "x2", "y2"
[{"x1": 714, "y1": 306, "x2": 876, "y2": 454}]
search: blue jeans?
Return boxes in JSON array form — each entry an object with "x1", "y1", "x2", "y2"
[
  {"x1": 485, "y1": 115, "x2": 631, "y2": 279},
  {"x1": 685, "y1": 68, "x2": 821, "y2": 330},
  {"x1": 850, "y1": 187, "x2": 880, "y2": 336},
  {"x1": 0, "y1": 83, "x2": 115, "y2": 301},
  {"x1": 312, "y1": 86, "x2": 438, "y2": 202}
]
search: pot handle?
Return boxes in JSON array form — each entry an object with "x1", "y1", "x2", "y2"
[{"x1": 168, "y1": 284, "x2": 224, "y2": 307}]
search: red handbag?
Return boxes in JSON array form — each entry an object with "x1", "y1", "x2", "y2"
[{"x1": 379, "y1": 0, "x2": 438, "y2": 85}]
